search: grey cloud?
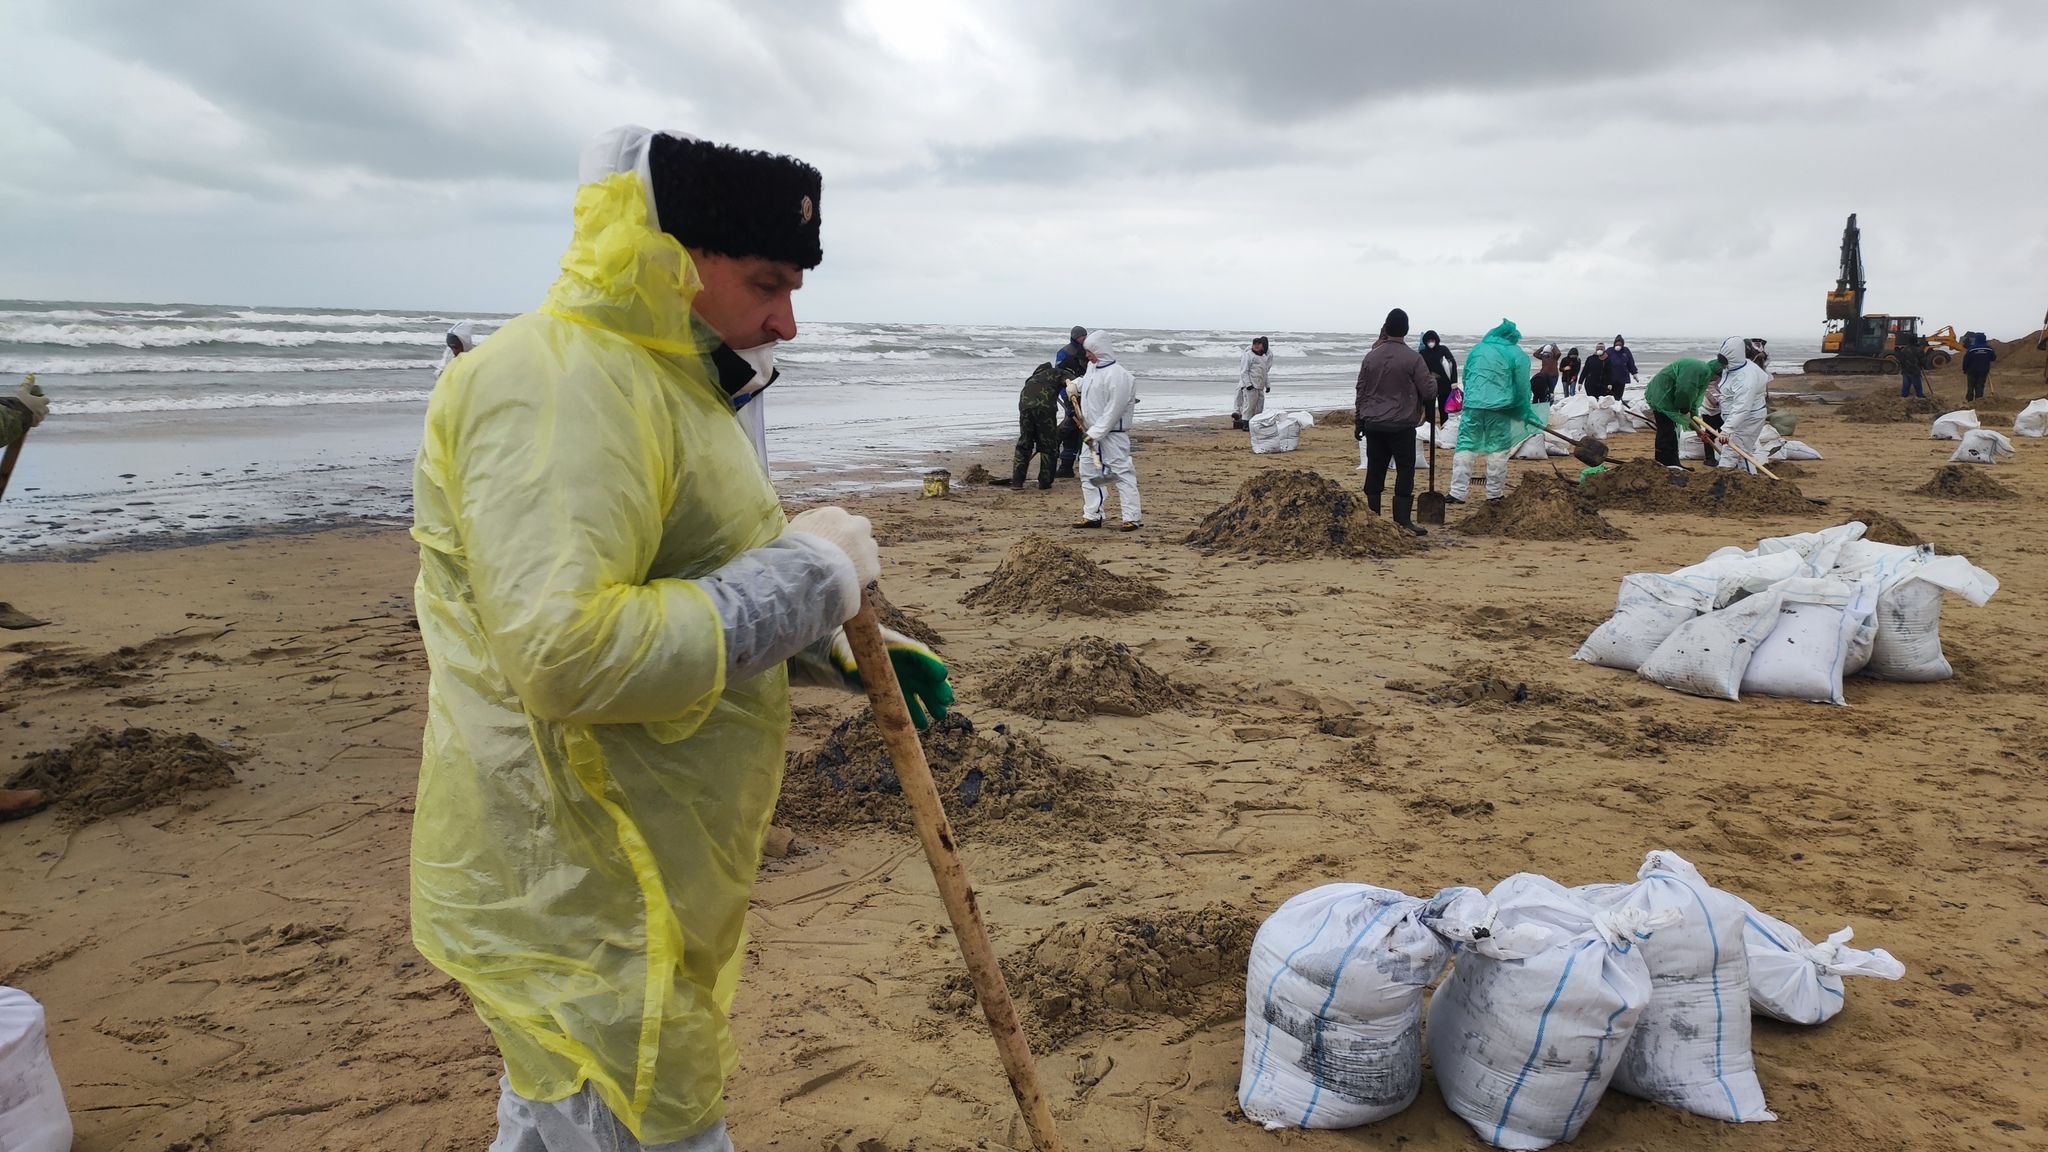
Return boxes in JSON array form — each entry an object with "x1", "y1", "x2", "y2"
[{"x1": 1629, "y1": 213, "x2": 1773, "y2": 263}]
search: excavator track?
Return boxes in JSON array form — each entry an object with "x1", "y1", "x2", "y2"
[{"x1": 1801, "y1": 355, "x2": 1895, "y2": 375}]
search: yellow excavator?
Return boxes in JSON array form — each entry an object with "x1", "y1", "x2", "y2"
[{"x1": 1803, "y1": 213, "x2": 1960, "y2": 374}]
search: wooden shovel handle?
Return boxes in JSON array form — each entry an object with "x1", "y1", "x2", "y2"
[
  {"x1": 0, "y1": 430, "x2": 25, "y2": 503},
  {"x1": 1689, "y1": 416, "x2": 1780, "y2": 480},
  {"x1": 842, "y1": 593, "x2": 1064, "y2": 1151}
]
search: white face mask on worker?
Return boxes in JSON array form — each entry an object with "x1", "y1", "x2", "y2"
[{"x1": 733, "y1": 342, "x2": 778, "y2": 390}]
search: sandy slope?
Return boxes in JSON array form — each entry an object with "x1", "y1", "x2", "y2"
[{"x1": 1, "y1": 355, "x2": 2044, "y2": 1152}]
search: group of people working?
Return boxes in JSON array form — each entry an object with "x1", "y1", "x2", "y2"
[{"x1": 996, "y1": 324, "x2": 1144, "y2": 531}]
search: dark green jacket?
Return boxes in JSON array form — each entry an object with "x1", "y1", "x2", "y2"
[
  {"x1": 1644, "y1": 358, "x2": 1716, "y2": 424},
  {"x1": 1020, "y1": 363, "x2": 1067, "y2": 416}
]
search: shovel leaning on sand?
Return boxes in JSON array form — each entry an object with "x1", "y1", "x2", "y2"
[
  {"x1": 842, "y1": 591, "x2": 1065, "y2": 1152},
  {"x1": 1417, "y1": 409, "x2": 1447, "y2": 524}
]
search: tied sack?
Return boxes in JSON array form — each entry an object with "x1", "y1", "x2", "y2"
[
  {"x1": 0, "y1": 987, "x2": 72, "y2": 1152},
  {"x1": 1737, "y1": 578, "x2": 1879, "y2": 705},
  {"x1": 1575, "y1": 851, "x2": 1775, "y2": 1124},
  {"x1": 1574, "y1": 572, "x2": 1717, "y2": 672},
  {"x1": 1929, "y1": 409, "x2": 1979, "y2": 440},
  {"x1": 1252, "y1": 409, "x2": 1316, "y2": 454},
  {"x1": 1636, "y1": 589, "x2": 1785, "y2": 700},
  {"x1": 2014, "y1": 398, "x2": 2048, "y2": 438},
  {"x1": 1947, "y1": 428, "x2": 2013, "y2": 464},
  {"x1": 1427, "y1": 873, "x2": 1676, "y2": 1151},
  {"x1": 1742, "y1": 907, "x2": 1905, "y2": 1025},
  {"x1": 1237, "y1": 884, "x2": 1543, "y2": 1130}
]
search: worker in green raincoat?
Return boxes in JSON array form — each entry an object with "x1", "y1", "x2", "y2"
[
  {"x1": 1448, "y1": 319, "x2": 1539, "y2": 502},
  {"x1": 410, "y1": 126, "x2": 952, "y2": 1152},
  {"x1": 1643, "y1": 357, "x2": 1722, "y2": 467}
]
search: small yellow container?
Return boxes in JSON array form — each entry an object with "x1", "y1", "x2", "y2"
[{"x1": 922, "y1": 469, "x2": 951, "y2": 498}]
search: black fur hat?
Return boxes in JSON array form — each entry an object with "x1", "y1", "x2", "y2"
[{"x1": 647, "y1": 135, "x2": 823, "y2": 269}]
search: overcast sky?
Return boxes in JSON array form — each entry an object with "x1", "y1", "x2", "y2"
[{"x1": 3, "y1": 0, "x2": 2044, "y2": 337}]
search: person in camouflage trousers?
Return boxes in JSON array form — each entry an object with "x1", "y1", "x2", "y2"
[{"x1": 998, "y1": 360, "x2": 1069, "y2": 488}]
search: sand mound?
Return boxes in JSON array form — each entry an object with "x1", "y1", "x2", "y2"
[
  {"x1": 776, "y1": 710, "x2": 1098, "y2": 834},
  {"x1": 1453, "y1": 473, "x2": 1628, "y2": 541},
  {"x1": 932, "y1": 904, "x2": 1257, "y2": 1048},
  {"x1": 1385, "y1": 663, "x2": 1567, "y2": 708},
  {"x1": 5, "y1": 727, "x2": 242, "y2": 828},
  {"x1": 961, "y1": 535, "x2": 1170, "y2": 617},
  {"x1": 1838, "y1": 394, "x2": 1943, "y2": 423},
  {"x1": 961, "y1": 463, "x2": 993, "y2": 485},
  {"x1": 1579, "y1": 458, "x2": 1816, "y2": 517},
  {"x1": 1183, "y1": 469, "x2": 1419, "y2": 558},
  {"x1": 978, "y1": 637, "x2": 1191, "y2": 720},
  {"x1": 1844, "y1": 509, "x2": 1926, "y2": 547},
  {"x1": 1914, "y1": 465, "x2": 2018, "y2": 501},
  {"x1": 869, "y1": 585, "x2": 944, "y2": 648}
]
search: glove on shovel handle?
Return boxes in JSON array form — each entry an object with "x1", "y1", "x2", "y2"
[
  {"x1": 1690, "y1": 416, "x2": 1780, "y2": 480},
  {"x1": 842, "y1": 592, "x2": 1065, "y2": 1152}
]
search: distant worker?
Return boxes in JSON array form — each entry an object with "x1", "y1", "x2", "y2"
[
  {"x1": 1712, "y1": 336, "x2": 1771, "y2": 473},
  {"x1": 1559, "y1": 346, "x2": 1582, "y2": 397},
  {"x1": 994, "y1": 359, "x2": 1069, "y2": 489},
  {"x1": 1071, "y1": 331, "x2": 1142, "y2": 531},
  {"x1": 1419, "y1": 330, "x2": 1459, "y2": 423},
  {"x1": 0, "y1": 375, "x2": 49, "y2": 502},
  {"x1": 1233, "y1": 336, "x2": 1273, "y2": 429},
  {"x1": 438, "y1": 320, "x2": 476, "y2": 375},
  {"x1": 1448, "y1": 320, "x2": 1537, "y2": 503},
  {"x1": 1960, "y1": 334, "x2": 1996, "y2": 403},
  {"x1": 1053, "y1": 325, "x2": 1088, "y2": 477},
  {"x1": 1580, "y1": 343, "x2": 1612, "y2": 399},
  {"x1": 1607, "y1": 335, "x2": 1638, "y2": 399},
  {"x1": 1353, "y1": 308, "x2": 1437, "y2": 536},
  {"x1": 1531, "y1": 342, "x2": 1561, "y2": 404},
  {"x1": 1643, "y1": 357, "x2": 1722, "y2": 468},
  {"x1": 1895, "y1": 334, "x2": 1927, "y2": 399}
]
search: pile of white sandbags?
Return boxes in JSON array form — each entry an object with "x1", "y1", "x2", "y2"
[
  {"x1": 1250, "y1": 409, "x2": 1317, "y2": 454},
  {"x1": 1574, "y1": 521, "x2": 1998, "y2": 699},
  {"x1": 1237, "y1": 852, "x2": 1905, "y2": 1147},
  {"x1": 1405, "y1": 412, "x2": 1459, "y2": 453},
  {"x1": 0, "y1": 987, "x2": 71, "y2": 1152}
]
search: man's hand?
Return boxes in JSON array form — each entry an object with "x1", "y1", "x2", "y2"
[
  {"x1": 793, "y1": 626, "x2": 954, "y2": 729},
  {"x1": 785, "y1": 506, "x2": 880, "y2": 587},
  {"x1": 12, "y1": 380, "x2": 47, "y2": 428}
]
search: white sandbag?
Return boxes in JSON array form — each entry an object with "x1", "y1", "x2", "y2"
[
  {"x1": 1412, "y1": 414, "x2": 1459, "y2": 450},
  {"x1": 1678, "y1": 429, "x2": 1704, "y2": 460},
  {"x1": 1238, "y1": 885, "x2": 1542, "y2": 1130},
  {"x1": 1428, "y1": 873, "x2": 1674, "y2": 1151},
  {"x1": 1617, "y1": 400, "x2": 1655, "y2": 433},
  {"x1": 1251, "y1": 409, "x2": 1315, "y2": 454},
  {"x1": 1929, "y1": 408, "x2": 1978, "y2": 440},
  {"x1": 1548, "y1": 394, "x2": 1592, "y2": 436},
  {"x1": 2015, "y1": 397, "x2": 2048, "y2": 437},
  {"x1": 1771, "y1": 439, "x2": 1822, "y2": 461},
  {"x1": 1736, "y1": 579, "x2": 1876, "y2": 705},
  {"x1": 1669, "y1": 549, "x2": 1804, "y2": 607},
  {"x1": 1742, "y1": 908, "x2": 1904, "y2": 1025},
  {"x1": 1947, "y1": 428, "x2": 2013, "y2": 464},
  {"x1": 1574, "y1": 572, "x2": 1717, "y2": 671},
  {"x1": 1512, "y1": 433, "x2": 1558, "y2": 460},
  {"x1": 1576, "y1": 852, "x2": 1774, "y2": 1124},
  {"x1": 1584, "y1": 399, "x2": 1622, "y2": 440},
  {"x1": 1636, "y1": 590, "x2": 1784, "y2": 700},
  {"x1": 0, "y1": 987, "x2": 72, "y2": 1152},
  {"x1": 1755, "y1": 522, "x2": 1865, "y2": 577},
  {"x1": 1862, "y1": 577, "x2": 1950, "y2": 681}
]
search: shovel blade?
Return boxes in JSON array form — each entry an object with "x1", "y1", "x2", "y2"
[
  {"x1": 1417, "y1": 491, "x2": 1448, "y2": 525},
  {"x1": 1573, "y1": 439, "x2": 1609, "y2": 468}
]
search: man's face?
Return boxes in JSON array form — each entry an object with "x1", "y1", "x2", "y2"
[{"x1": 688, "y1": 249, "x2": 804, "y2": 349}]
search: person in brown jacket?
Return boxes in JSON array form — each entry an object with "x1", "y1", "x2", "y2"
[{"x1": 1354, "y1": 307, "x2": 1437, "y2": 536}]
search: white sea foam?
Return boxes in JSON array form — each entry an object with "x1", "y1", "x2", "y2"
[
  {"x1": 1, "y1": 323, "x2": 445, "y2": 349},
  {"x1": 62, "y1": 388, "x2": 435, "y2": 414},
  {"x1": 0, "y1": 355, "x2": 436, "y2": 374}
]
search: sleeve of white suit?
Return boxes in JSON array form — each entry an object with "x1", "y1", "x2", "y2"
[
  {"x1": 688, "y1": 533, "x2": 862, "y2": 684},
  {"x1": 1239, "y1": 350, "x2": 1254, "y2": 388}
]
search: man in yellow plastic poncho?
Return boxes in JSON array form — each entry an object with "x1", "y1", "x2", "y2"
[{"x1": 410, "y1": 126, "x2": 953, "y2": 1152}]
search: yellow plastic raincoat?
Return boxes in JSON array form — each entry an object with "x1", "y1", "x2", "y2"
[{"x1": 410, "y1": 170, "x2": 786, "y2": 1142}]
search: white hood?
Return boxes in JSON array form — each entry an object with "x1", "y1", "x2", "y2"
[
  {"x1": 577, "y1": 124, "x2": 700, "y2": 232},
  {"x1": 1719, "y1": 336, "x2": 1747, "y2": 363},
  {"x1": 1083, "y1": 330, "x2": 1115, "y2": 363}
]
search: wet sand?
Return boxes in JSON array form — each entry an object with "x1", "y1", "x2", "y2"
[{"x1": 2, "y1": 356, "x2": 2044, "y2": 1151}]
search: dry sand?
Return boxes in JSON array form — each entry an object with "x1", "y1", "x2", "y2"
[{"x1": 2, "y1": 351, "x2": 2046, "y2": 1151}]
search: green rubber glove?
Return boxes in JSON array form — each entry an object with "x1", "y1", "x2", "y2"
[{"x1": 789, "y1": 626, "x2": 954, "y2": 730}]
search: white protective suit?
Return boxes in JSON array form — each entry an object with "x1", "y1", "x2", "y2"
[
  {"x1": 1075, "y1": 331, "x2": 1142, "y2": 525},
  {"x1": 1235, "y1": 346, "x2": 1273, "y2": 420},
  {"x1": 437, "y1": 320, "x2": 477, "y2": 375},
  {"x1": 1715, "y1": 336, "x2": 1771, "y2": 474}
]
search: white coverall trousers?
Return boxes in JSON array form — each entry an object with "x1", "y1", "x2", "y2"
[
  {"x1": 491, "y1": 1078, "x2": 733, "y2": 1152},
  {"x1": 1717, "y1": 406, "x2": 1767, "y2": 474},
  {"x1": 1447, "y1": 450, "x2": 1509, "y2": 501},
  {"x1": 1234, "y1": 384, "x2": 1267, "y2": 421},
  {"x1": 1080, "y1": 430, "x2": 1142, "y2": 524}
]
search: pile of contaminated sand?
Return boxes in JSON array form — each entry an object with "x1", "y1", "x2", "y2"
[
  {"x1": 1914, "y1": 465, "x2": 2018, "y2": 501},
  {"x1": 869, "y1": 586, "x2": 944, "y2": 648},
  {"x1": 1579, "y1": 458, "x2": 1816, "y2": 517},
  {"x1": 776, "y1": 710, "x2": 1099, "y2": 833},
  {"x1": 1453, "y1": 473, "x2": 1627, "y2": 541},
  {"x1": 962, "y1": 535, "x2": 1170, "y2": 617},
  {"x1": 1385, "y1": 663, "x2": 1567, "y2": 708},
  {"x1": 960, "y1": 464, "x2": 993, "y2": 485},
  {"x1": 978, "y1": 637, "x2": 1192, "y2": 720},
  {"x1": 4, "y1": 727, "x2": 242, "y2": 828},
  {"x1": 1183, "y1": 470, "x2": 1419, "y2": 558},
  {"x1": 1844, "y1": 509, "x2": 1926, "y2": 547},
  {"x1": 1837, "y1": 394, "x2": 1944, "y2": 423},
  {"x1": 933, "y1": 905, "x2": 1257, "y2": 1048}
]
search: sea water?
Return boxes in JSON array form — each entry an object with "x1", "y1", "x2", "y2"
[{"x1": 0, "y1": 300, "x2": 1812, "y2": 552}]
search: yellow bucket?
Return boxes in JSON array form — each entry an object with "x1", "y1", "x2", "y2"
[{"x1": 922, "y1": 469, "x2": 951, "y2": 498}]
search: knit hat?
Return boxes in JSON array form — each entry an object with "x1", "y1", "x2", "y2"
[
  {"x1": 646, "y1": 135, "x2": 823, "y2": 269},
  {"x1": 1382, "y1": 309, "x2": 1409, "y2": 338}
]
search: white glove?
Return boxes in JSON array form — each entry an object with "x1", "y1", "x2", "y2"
[
  {"x1": 14, "y1": 380, "x2": 47, "y2": 428},
  {"x1": 785, "y1": 506, "x2": 880, "y2": 588}
]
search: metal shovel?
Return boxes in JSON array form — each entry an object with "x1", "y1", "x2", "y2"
[{"x1": 1417, "y1": 409, "x2": 1447, "y2": 524}]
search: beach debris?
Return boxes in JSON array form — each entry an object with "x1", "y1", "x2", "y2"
[
  {"x1": 1914, "y1": 464, "x2": 2017, "y2": 501},
  {"x1": 5, "y1": 727, "x2": 242, "y2": 828},
  {"x1": 0, "y1": 603, "x2": 48, "y2": 630},
  {"x1": 962, "y1": 534, "x2": 1170, "y2": 617},
  {"x1": 1578, "y1": 458, "x2": 1816, "y2": 517},
  {"x1": 1184, "y1": 469, "x2": 1420, "y2": 559},
  {"x1": 961, "y1": 463, "x2": 993, "y2": 484},
  {"x1": 1453, "y1": 473, "x2": 1627, "y2": 541},
  {"x1": 1384, "y1": 662, "x2": 1565, "y2": 707},
  {"x1": 978, "y1": 636, "x2": 1191, "y2": 720}
]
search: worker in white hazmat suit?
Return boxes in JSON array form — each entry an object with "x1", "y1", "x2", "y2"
[
  {"x1": 437, "y1": 320, "x2": 477, "y2": 376},
  {"x1": 411, "y1": 124, "x2": 953, "y2": 1152},
  {"x1": 1232, "y1": 336, "x2": 1272, "y2": 428},
  {"x1": 1071, "y1": 330, "x2": 1142, "y2": 530},
  {"x1": 1711, "y1": 335, "x2": 1770, "y2": 473}
]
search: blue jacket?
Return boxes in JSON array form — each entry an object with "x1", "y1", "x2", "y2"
[{"x1": 1963, "y1": 345, "x2": 1996, "y2": 378}]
